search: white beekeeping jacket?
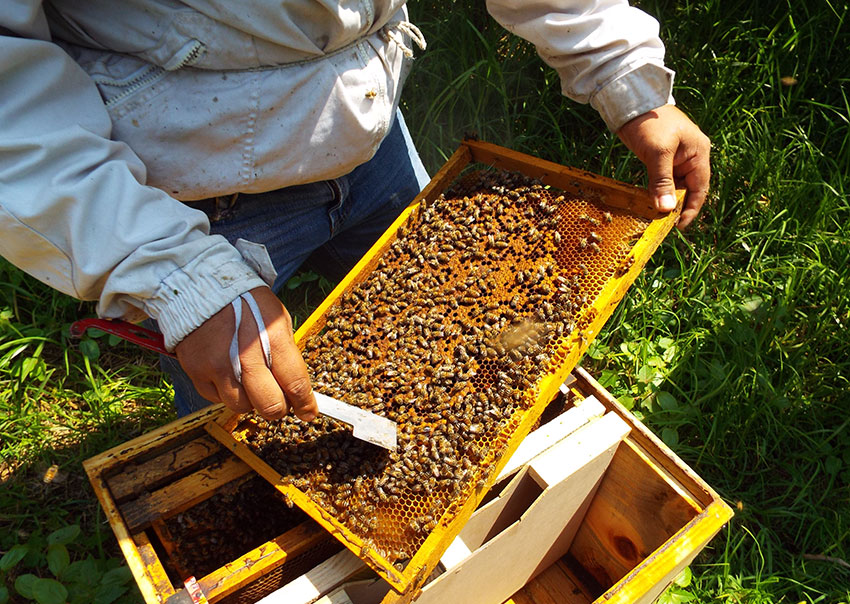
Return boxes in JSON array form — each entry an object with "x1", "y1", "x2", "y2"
[{"x1": 0, "y1": 0, "x2": 673, "y2": 349}]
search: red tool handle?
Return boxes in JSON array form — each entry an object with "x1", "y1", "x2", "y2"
[{"x1": 69, "y1": 318, "x2": 176, "y2": 358}]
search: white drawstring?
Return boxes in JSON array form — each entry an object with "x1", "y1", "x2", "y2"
[
  {"x1": 229, "y1": 292, "x2": 272, "y2": 383},
  {"x1": 384, "y1": 21, "x2": 427, "y2": 58}
]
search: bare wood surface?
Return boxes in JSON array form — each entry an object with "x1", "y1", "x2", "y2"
[
  {"x1": 600, "y1": 500, "x2": 732, "y2": 604},
  {"x1": 84, "y1": 405, "x2": 227, "y2": 477},
  {"x1": 566, "y1": 439, "x2": 701, "y2": 590},
  {"x1": 497, "y1": 396, "x2": 605, "y2": 482},
  {"x1": 120, "y1": 456, "x2": 252, "y2": 532},
  {"x1": 463, "y1": 140, "x2": 661, "y2": 218},
  {"x1": 510, "y1": 561, "x2": 590, "y2": 604},
  {"x1": 573, "y1": 367, "x2": 719, "y2": 507},
  {"x1": 108, "y1": 436, "x2": 221, "y2": 502},
  {"x1": 413, "y1": 413, "x2": 629, "y2": 604},
  {"x1": 255, "y1": 549, "x2": 366, "y2": 604}
]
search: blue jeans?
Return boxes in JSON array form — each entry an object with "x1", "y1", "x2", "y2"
[{"x1": 161, "y1": 111, "x2": 429, "y2": 416}]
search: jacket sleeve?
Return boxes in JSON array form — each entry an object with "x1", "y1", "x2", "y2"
[
  {"x1": 486, "y1": 0, "x2": 676, "y2": 131},
  {"x1": 0, "y1": 4, "x2": 266, "y2": 350}
]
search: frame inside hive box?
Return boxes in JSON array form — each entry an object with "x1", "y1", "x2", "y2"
[
  {"x1": 205, "y1": 140, "x2": 686, "y2": 601},
  {"x1": 252, "y1": 368, "x2": 733, "y2": 604},
  {"x1": 82, "y1": 405, "x2": 344, "y2": 604}
]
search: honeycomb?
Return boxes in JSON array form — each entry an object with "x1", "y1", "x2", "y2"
[
  {"x1": 162, "y1": 476, "x2": 309, "y2": 579},
  {"x1": 229, "y1": 166, "x2": 654, "y2": 584}
]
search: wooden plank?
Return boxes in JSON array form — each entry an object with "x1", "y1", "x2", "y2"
[
  {"x1": 412, "y1": 413, "x2": 629, "y2": 604},
  {"x1": 515, "y1": 562, "x2": 589, "y2": 604},
  {"x1": 120, "y1": 456, "x2": 252, "y2": 532},
  {"x1": 463, "y1": 140, "x2": 666, "y2": 219},
  {"x1": 255, "y1": 549, "x2": 366, "y2": 604},
  {"x1": 85, "y1": 466, "x2": 173, "y2": 604},
  {"x1": 197, "y1": 521, "x2": 329, "y2": 600},
  {"x1": 573, "y1": 367, "x2": 719, "y2": 508},
  {"x1": 135, "y1": 531, "x2": 177, "y2": 603},
  {"x1": 108, "y1": 436, "x2": 221, "y2": 502},
  {"x1": 600, "y1": 500, "x2": 732, "y2": 604},
  {"x1": 84, "y1": 405, "x2": 227, "y2": 477},
  {"x1": 497, "y1": 396, "x2": 605, "y2": 482},
  {"x1": 565, "y1": 439, "x2": 704, "y2": 592}
]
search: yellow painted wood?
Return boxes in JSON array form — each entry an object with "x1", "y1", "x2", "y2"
[
  {"x1": 203, "y1": 421, "x2": 409, "y2": 591},
  {"x1": 84, "y1": 410, "x2": 230, "y2": 604},
  {"x1": 86, "y1": 468, "x2": 173, "y2": 604},
  {"x1": 134, "y1": 532, "x2": 177, "y2": 603},
  {"x1": 463, "y1": 140, "x2": 659, "y2": 219},
  {"x1": 83, "y1": 405, "x2": 226, "y2": 477},
  {"x1": 198, "y1": 521, "x2": 329, "y2": 600},
  {"x1": 573, "y1": 367, "x2": 721, "y2": 508},
  {"x1": 203, "y1": 141, "x2": 686, "y2": 603},
  {"x1": 598, "y1": 500, "x2": 733, "y2": 604},
  {"x1": 565, "y1": 439, "x2": 702, "y2": 589}
]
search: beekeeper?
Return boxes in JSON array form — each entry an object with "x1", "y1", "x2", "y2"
[{"x1": 0, "y1": 1, "x2": 710, "y2": 421}]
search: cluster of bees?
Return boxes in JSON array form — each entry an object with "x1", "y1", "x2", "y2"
[
  {"x1": 165, "y1": 476, "x2": 308, "y2": 578},
  {"x1": 241, "y1": 169, "x2": 647, "y2": 565}
]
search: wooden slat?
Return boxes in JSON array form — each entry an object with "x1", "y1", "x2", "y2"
[
  {"x1": 413, "y1": 413, "x2": 629, "y2": 604},
  {"x1": 135, "y1": 531, "x2": 177, "y2": 602},
  {"x1": 108, "y1": 435, "x2": 221, "y2": 501},
  {"x1": 599, "y1": 500, "x2": 732, "y2": 604},
  {"x1": 463, "y1": 140, "x2": 661, "y2": 218},
  {"x1": 85, "y1": 466, "x2": 172, "y2": 604},
  {"x1": 150, "y1": 519, "x2": 191, "y2": 581},
  {"x1": 84, "y1": 405, "x2": 227, "y2": 477},
  {"x1": 255, "y1": 549, "x2": 366, "y2": 604},
  {"x1": 120, "y1": 456, "x2": 252, "y2": 532},
  {"x1": 573, "y1": 367, "x2": 719, "y2": 508},
  {"x1": 511, "y1": 561, "x2": 590, "y2": 604},
  {"x1": 198, "y1": 521, "x2": 330, "y2": 601}
]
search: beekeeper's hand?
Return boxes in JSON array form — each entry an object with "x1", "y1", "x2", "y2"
[
  {"x1": 617, "y1": 104, "x2": 711, "y2": 229},
  {"x1": 175, "y1": 286, "x2": 318, "y2": 421}
]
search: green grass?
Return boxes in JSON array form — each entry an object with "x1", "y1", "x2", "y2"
[
  {"x1": 2, "y1": 0, "x2": 849, "y2": 602},
  {"x1": 403, "y1": 0, "x2": 849, "y2": 601}
]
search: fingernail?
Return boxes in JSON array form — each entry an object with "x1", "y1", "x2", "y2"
[{"x1": 658, "y1": 194, "x2": 677, "y2": 211}]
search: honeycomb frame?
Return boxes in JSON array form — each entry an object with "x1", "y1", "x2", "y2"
[{"x1": 206, "y1": 140, "x2": 682, "y2": 602}]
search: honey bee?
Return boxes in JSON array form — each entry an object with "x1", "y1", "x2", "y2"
[
  {"x1": 579, "y1": 238, "x2": 588, "y2": 249},
  {"x1": 42, "y1": 464, "x2": 60, "y2": 484},
  {"x1": 590, "y1": 242, "x2": 602, "y2": 253},
  {"x1": 589, "y1": 231, "x2": 601, "y2": 243},
  {"x1": 603, "y1": 211, "x2": 613, "y2": 223}
]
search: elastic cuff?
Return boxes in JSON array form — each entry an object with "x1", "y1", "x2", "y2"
[
  {"x1": 591, "y1": 63, "x2": 676, "y2": 131},
  {"x1": 145, "y1": 260, "x2": 266, "y2": 350}
]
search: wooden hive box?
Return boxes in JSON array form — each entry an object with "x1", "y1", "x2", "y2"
[
  {"x1": 254, "y1": 367, "x2": 733, "y2": 604},
  {"x1": 82, "y1": 405, "x2": 343, "y2": 604},
  {"x1": 85, "y1": 368, "x2": 731, "y2": 604}
]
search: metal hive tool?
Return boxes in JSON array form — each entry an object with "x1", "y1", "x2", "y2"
[{"x1": 205, "y1": 141, "x2": 682, "y2": 603}]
